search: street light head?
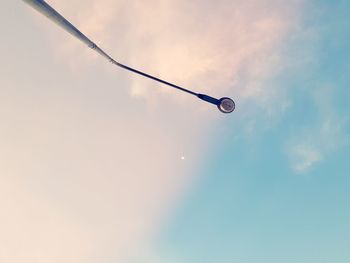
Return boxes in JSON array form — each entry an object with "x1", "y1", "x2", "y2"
[{"x1": 218, "y1": 97, "x2": 235, "y2": 113}]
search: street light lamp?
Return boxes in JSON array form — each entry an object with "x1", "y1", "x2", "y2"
[{"x1": 23, "y1": 0, "x2": 235, "y2": 114}]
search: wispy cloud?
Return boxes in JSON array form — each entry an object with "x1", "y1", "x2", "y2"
[
  {"x1": 287, "y1": 87, "x2": 349, "y2": 173},
  {"x1": 46, "y1": 0, "x2": 303, "y2": 110},
  {"x1": 289, "y1": 142, "x2": 322, "y2": 173}
]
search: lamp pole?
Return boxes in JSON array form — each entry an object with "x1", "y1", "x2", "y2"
[{"x1": 22, "y1": 0, "x2": 235, "y2": 113}]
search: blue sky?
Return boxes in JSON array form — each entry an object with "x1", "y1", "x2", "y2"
[
  {"x1": 1, "y1": 0, "x2": 349, "y2": 262},
  {"x1": 148, "y1": 1, "x2": 350, "y2": 262}
]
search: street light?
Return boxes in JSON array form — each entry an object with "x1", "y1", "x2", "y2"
[{"x1": 22, "y1": 0, "x2": 235, "y2": 114}]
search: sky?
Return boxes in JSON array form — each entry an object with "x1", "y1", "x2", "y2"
[{"x1": 0, "y1": 0, "x2": 349, "y2": 262}]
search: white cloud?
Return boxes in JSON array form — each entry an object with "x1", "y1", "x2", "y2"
[
  {"x1": 287, "y1": 87, "x2": 349, "y2": 173},
  {"x1": 290, "y1": 143, "x2": 322, "y2": 173},
  {"x1": 45, "y1": 0, "x2": 303, "y2": 111}
]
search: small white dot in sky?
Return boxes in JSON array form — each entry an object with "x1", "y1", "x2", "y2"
[{"x1": 181, "y1": 156, "x2": 185, "y2": 160}]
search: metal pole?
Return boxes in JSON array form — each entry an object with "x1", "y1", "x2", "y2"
[{"x1": 22, "y1": 0, "x2": 235, "y2": 113}]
